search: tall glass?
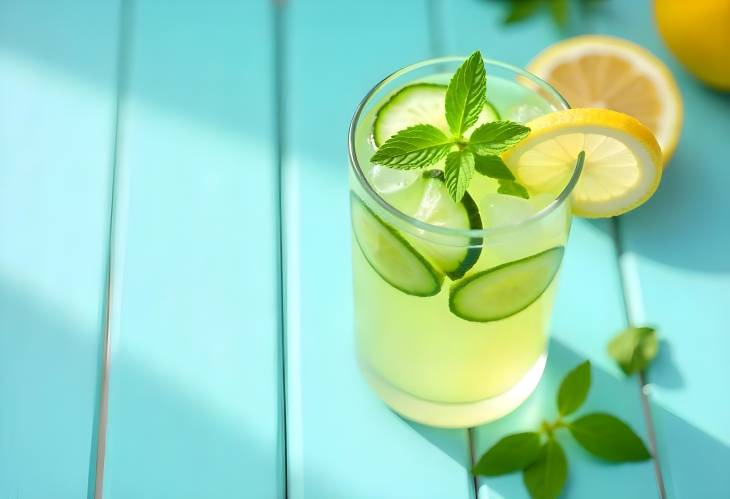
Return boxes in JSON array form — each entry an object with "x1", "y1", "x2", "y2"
[{"x1": 348, "y1": 57, "x2": 582, "y2": 428}]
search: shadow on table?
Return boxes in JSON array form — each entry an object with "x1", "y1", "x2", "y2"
[
  {"x1": 0, "y1": 278, "x2": 308, "y2": 499},
  {"x1": 586, "y1": 87, "x2": 730, "y2": 274},
  {"x1": 403, "y1": 337, "x2": 729, "y2": 498}
]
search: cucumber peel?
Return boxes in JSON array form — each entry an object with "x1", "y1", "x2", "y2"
[{"x1": 449, "y1": 247, "x2": 565, "y2": 322}]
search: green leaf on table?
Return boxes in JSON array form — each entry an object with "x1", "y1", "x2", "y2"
[
  {"x1": 371, "y1": 124, "x2": 454, "y2": 169},
  {"x1": 474, "y1": 154, "x2": 515, "y2": 180},
  {"x1": 444, "y1": 149, "x2": 476, "y2": 202},
  {"x1": 498, "y1": 179, "x2": 530, "y2": 199},
  {"x1": 504, "y1": 0, "x2": 542, "y2": 24},
  {"x1": 607, "y1": 326, "x2": 659, "y2": 376},
  {"x1": 569, "y1": 413, "x2": 651, "y2": 462},
  {"x1": 445, "y1": 51, "x2": 486, "y2": 136},
  {"x1": 523, "y1": 439, "x2": 568, "y2": 499},
  {"x1": 468, "y1": 121, "x2": 530, "y2": 156},
  {"x1": 549, "y1": 0, "x2": 569, "y2": 28},
  {"x1": 557, "y1": 360, "x2": 591, "y2": 416},
  {"x1": 473, "y1": 432, "x2": 542, "y2": 476}
]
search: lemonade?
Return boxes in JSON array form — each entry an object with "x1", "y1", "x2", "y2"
[{"x1": 348, "y1": 58, "x2": 582, "y2": 427}]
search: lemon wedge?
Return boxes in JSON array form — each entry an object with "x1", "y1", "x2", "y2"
[
  {"x1": 503, "y1": 109, "x2": 662, "y2": 218},
  {"x1": 527, "y1": 35, "x2": 682, "y2": 164}
]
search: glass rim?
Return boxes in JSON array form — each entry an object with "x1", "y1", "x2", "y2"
[{"x1": 348, "y1": 56, "x2": 584, "y2": 238}]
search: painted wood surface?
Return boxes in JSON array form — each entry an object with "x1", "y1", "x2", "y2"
[
  {"x1": 100, "y1": 1, "x2": 284, "y2": 498},
  {"x1": 281, "y1": 1, "x2": 475, "y2": 498},
  {"x1": 1, "y1": 0, "x2": 727, "y2": 498},
  {"x1": 0, "y1": 1, "x2": 119, "y2": 497}
]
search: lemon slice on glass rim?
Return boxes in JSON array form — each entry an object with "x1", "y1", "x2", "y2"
[
  {"x1": 503, "y1": 108, "x2": 662, "y2": 218},
  {"x1": 527, "y1": 35, "x2": 682, "y2": 164}
]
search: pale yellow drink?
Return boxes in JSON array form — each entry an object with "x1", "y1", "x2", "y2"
[{"x1": 348, "y1": 59, "x2": 578, "y2": 427}]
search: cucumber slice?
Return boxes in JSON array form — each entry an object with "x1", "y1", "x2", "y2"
[
  {"x1": 409, "y1": 170, "x2": 482, "y2": 280},
  {"x1": 351, "y1": 193, "x2": 443, "y2": 297},
  {"x1": 449, "y1": 247, "x2": 564, "y2": 322},
  {"x1": 373, "y1": 83, "x2": 500, "y2": 146}
]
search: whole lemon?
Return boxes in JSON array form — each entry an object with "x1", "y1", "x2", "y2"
[{"x1": 654, "y1": 0, "x2": 730, "y2": 91}]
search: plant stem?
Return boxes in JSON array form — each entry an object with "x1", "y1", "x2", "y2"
[{"x1": 541, "y1": 417, "x2": 567, "y2": 438}]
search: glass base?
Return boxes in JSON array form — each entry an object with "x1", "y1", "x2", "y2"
[{"x1": 360, "y1": 354, "x2": 547, "y2": 428}]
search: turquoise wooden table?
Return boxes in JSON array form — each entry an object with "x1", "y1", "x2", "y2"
[{"x1": 1, "y1": 1, "x2": 728, "y2": 498}]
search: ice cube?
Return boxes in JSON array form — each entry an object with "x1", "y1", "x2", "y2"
[
  {"x1": 367, "y1": 164, "x2": 420, "y2": 194},
  {"x1": 505, "y1": 103, "x2": 545, "y2": 124},
  {"x1": 480, "y1": 193, "x2": 537, "y2": 228}
]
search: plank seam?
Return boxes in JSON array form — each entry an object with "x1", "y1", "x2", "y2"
[
  {"x1": 91, "y1": 1, "x2": 135, "y2": 497},
  {"x1": 273, "y1": 0, "x2": 290, "y2": 497},
  {"x1": 611, "y1": 217, "x2": 667, "y2": 499}
]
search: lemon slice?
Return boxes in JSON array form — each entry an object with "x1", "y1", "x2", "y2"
[
  {"x1": 528, "y1": 35, "x2": 682, "y2": 164},
  {"x1": 503, "y1": 109, "x2": 662, "y2": 218}
]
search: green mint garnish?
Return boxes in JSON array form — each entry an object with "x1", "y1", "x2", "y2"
[
  {"x1": 468, "y1": 121, "x2": 530, "y2": 156},
  {"x1": 607, "y1": 326, "x2": 659, "y2": 376},
  {"x1": 557, "y1": 360, "x2": 591, "y2": 416},
  {"x1": 370, "y1": 124, "x2": 453, "y2": 169},
  {"x1": 474, "y1": 154, "x2": 515, "y2": 180},
  {"x1": 473, "y1": 360, "x2": 651, "y2": 499},
  {"x1": 568, "y1": 413, "x2": 652, "y2": 462},
  {"x1": 473, "y1": 432, "x2": 541, "y2": 476},
  {"x1": 445, "y1": 51, "x2": 486, "y2": 136},
  {"x1": 497, "y1": 179, "x2": 530, "y2": 199},
  {"x1": 444, "y1": 149, "x2": 475, "y2": 202},
  {"x1": 370, "y1": 50, "x2": 532, "y2": 202},
  {"x1": 523, "y1": 439, "x2": 568, "y2": 499},
  {"x1": 502, "y1": 0, "x2": 572, "y2": 29}
]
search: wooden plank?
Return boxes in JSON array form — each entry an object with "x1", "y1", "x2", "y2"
[
  {"x1": 101, "y1": 1, "x2": 283, "y2": 498},
  {"x1": 438, "y1": 1, "x2": 658, "y2": 497},
  {"x1": 0, "y1": 1, "x2": 119, "y2": 497},
  {"x1": 597, "y1": 1, "x2": 730, "y2": 497},
  {"x1": 281, "y1": 1, "x2": 474, "y2": 498}
]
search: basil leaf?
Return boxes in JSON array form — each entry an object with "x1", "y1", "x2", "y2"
[
  {"x1": 557, "y1": 360, "x2": 591, "y2": 416},
  {"x1": 473, "y1": 432, "x2": 542, "y2": 476},
  {"x1": 569, "y1": 413, "x2": 651, "y2": 462}
]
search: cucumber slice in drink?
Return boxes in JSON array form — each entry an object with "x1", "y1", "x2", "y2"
[
  {"x1": 373, "y1": 83, "x2": 500, "y2": 145},
  {"x1": 449, "y1": 246, "x2": 564, "y2": 322},
  {"x1": 408, "y1": 170, "x2": 482, "y2": 280},
  {"x1": 351, "y1": 193, "x2": 443, "y2": 297}
]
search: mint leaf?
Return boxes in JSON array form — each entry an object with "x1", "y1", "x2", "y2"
[
  {"x1": 523, "y1": 439, "x2": 568, "y2": 499},
  {"x1": 569, "y1": 413, "x2": 651, "y2": 462},
  {"x1": 607, "y1": 326, "x2": 659, "y2": 376},
  {"x1": 498, "y1": 179, "x2": 530, "y2": 199},
  {"x1": 504, "y1": 0, "x2": 542, "y2": 24},
  {"x1": 473, "y1": 432, "x2": 542, "y2": 476},
  {"x1": 444, "y1": 149, "x2": 475, "y2": 202},
  {"x1": 445, "y1": 51, "x2": 486, "y2": 136},
  {"x1": 371, "y1": 124, "x2": 454, "y2": 169},
  {"x1": 557, "y1": 360, "x2": 591, "y2": 416},
  {"x1": 474, "y1": 154, "x2": 515, "y2": 180},
  {"x1": 468, "y1": 121, "x2": 530, "y2": 156},
  {"x1": 549, "y1": 0, "x2": 569, "y2": 28}
]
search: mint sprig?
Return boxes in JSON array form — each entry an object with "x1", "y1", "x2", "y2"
[
  {"x1": 445, "y1": 51, "x2": 486, "y2": 136},
  {"x1": 370, "y1": 124, "x2": 453, "y2": 169},
  {"x1": 607, "y1": 326, "x2": 659, "y2": 376},
  {"x1": 473, "y1": 360, "x2": 651, "y2": 499},
  {"x1": 370, "y1": 50, "x2": 532, "y2": 202},
  {"x1": 444, "y1": 150, "x2": 476, "y2": 202}
]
